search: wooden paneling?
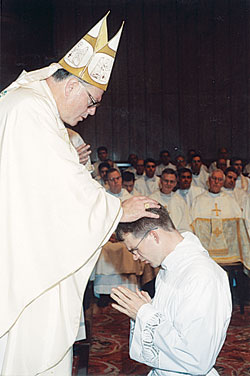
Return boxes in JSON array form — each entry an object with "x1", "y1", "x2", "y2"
[{"x1": 1, "y1": 0, "x2": 249, "y2": 163}]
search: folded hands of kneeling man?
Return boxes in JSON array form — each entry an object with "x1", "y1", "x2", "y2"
[{"x1": 111, "y1": 286, "x2": 152, "y2": 321}]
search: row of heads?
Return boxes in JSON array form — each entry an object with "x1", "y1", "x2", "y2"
[
  {"x1": 97, "y1": 147, "x2": 247, "y2": 174},
  {"x1": 99, "y1": 165, "x2": 240, "y2": 195}
]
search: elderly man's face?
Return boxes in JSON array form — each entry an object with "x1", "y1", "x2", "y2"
[
  {"x1": 209, "y1": 171, "x2": 224, "y2": 193},
  {"x1": 62, "y1": 79, "x2": 104, "y2": 126},
  {"x1": 179, "y1": 172, "x2": 192, "y2": 190},
  {"x1": 161, "y1": 173, "x2": 177, "y2": 194},
  {"x1": 224, "y1": 171, "x2": 237, "y2": 189},
  {"x1": 108, "y1": 171, "x2": 122, "y2": 194}
]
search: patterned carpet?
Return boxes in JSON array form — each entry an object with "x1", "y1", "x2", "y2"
[{"x1": 84, "y1": 303, "x2": 250, "y2": 376}]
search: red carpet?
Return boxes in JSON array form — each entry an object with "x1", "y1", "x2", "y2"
[{"x1": 86, "y1": 303, "x2": 250, "y2": 376}]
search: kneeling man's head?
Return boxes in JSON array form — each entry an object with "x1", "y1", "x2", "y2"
[{"x1": 116, "y1": 206, "x2": 183, "y2": 268}]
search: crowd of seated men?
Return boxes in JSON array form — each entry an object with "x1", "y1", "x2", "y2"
[{"x1": 89, "y1": 144, "x2": 250, "y2": 306}]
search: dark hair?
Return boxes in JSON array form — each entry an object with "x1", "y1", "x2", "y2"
[
  {"x1": 161, "y1": 168, "x2": 177, "y2": 178},
  {"x1": 52, "y1": 69, "x2": 72, "y2": 81},
  {"x1": 144, "y1": 158, "x2": 156, "y2": 167},
  {"x1": 230, "y1": 157, "x2": 243, "y2": 165},
  {"x1": 98, "y1": 162, "x2": 110, "y2": 172},
  {"x1": 175, "y1": 154, "x2": 185, "y2": 161},
  {"x1": 191, "y1": 153, "x2": 202, "y2": 162},
  {"x1": 122, "y1": 171, "x2": 135, "y2": 182},
  {"x1": 97, "y1": 146, "x2": 108, "y2": 153},
  {"x1": 224, "y1": 166, "x2": 239, "y2": 177},
  {"x1": 107, "y1": 168, "x2": 120, "y2": 179},
  {"x1": 178, "y1": 167, "x2": 192, "y2": 178},
  {"x1": 159, "y1": 150, "x2": 170, "y2": 157},
  {"x1": 116, "y1": 206, "x2": 176, "y2": 241}
]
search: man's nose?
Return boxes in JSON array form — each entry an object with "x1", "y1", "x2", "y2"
[{"x1": 87, "y1": 107, "x2": 96, "y2": 116}]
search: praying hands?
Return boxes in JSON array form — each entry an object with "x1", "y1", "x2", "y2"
[{"x1": 111, "y1": 286, "x2": 152, "y2": 321}]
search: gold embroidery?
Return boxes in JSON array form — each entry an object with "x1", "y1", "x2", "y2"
[
  {"x1": 212, "y1": 227, "x2": 222, "y2": 237},
  {"x1": 212, "y1": 203, "x2": 221, "y2": 217}
]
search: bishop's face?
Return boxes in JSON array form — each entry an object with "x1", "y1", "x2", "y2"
[{"x1": 61, "y1": 80, "x2": 104, "y2": 126}]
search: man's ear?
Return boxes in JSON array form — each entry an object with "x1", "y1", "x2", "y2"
[
  {"x1": 150, "y1": 230, "x2": 159, "y2": 244},
  {"x1": 64, "y1": 77, "x2": 80, "y2": 98}
]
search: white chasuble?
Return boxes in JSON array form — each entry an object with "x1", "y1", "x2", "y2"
[
  {"x1": 191, "y1": 191, "x2": 250, "y2": 269},
  {"x1": 0, "y1": 68, "x2": 122, "y2": 375}
]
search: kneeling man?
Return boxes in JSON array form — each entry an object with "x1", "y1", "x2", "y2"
[{"x1": 111, "y1": 206, "x2": 232, "y2": 376}]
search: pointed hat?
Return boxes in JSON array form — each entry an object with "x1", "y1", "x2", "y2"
[{"x1": 59, "y1": 12, "x2": 124, "y2": 91}]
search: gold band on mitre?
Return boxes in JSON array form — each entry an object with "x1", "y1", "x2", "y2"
[{"x1": 58, "y1": 11, "x2": 124, "y2": 91}]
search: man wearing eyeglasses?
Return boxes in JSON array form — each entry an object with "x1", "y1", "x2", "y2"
[
  {"x1": 111, "y1": 206, "x2": 232, "y2": 376},
  {"x1": 0, "y1": 14, "x2": 160, "y2": 376},
  {"x1": 106, "y1": 168, "x2": 132, "y2": 201}
]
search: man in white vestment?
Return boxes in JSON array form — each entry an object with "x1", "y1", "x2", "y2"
[
  {"x1": 106, "y1": 168, "x2": 132, "y2": 201},
  {"x1": 149, "y1": 168, "x2": 177, "y2": 208},
  {"x1": 222, "y1": 167, "x2": 248, "y2": 211},
  {"x1": 111, "y1": 206, "x2": 232, "y2": 376},
  {"x1": 191, "y1": 169, "x2": 242, "y2": 220},
  {"x1": 155, "y1": 150, "x2": 176, "y2": 176},
  {"x1": 0, "y1": 14, "x2": 160, "y2": 376},
  {"x1": 190, "y1": 154, "x2": 209, "y2": 189},
  {"x1": 167, "y1": 168, "x2": 204, "y2": 232},
  {"x1": 191, "y1": 170, "x2": 250, "y2": 268},
  {"x1": 231, "y1": 157, "x2": 250, "y2": 193},
  {"x1": 122, "y1": 171, "x2": 141, "y2": 196},
  {"x1": 135, "y1": 158, "x2": 160, "y2": 196}
]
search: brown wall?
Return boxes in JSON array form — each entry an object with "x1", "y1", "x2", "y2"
[{"x1": 1, "y1": 0, "x2": 249, "y2": 163}]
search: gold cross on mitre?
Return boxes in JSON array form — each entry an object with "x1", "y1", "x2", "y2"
[
  {"x1": 212, "y1": 203, "x2": 221, "y2": 217},
  {"x1": 59, "y1": 11, "x2": 124, "y2": 91}
]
